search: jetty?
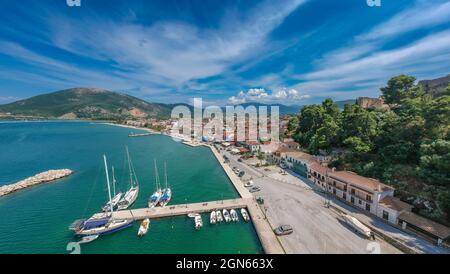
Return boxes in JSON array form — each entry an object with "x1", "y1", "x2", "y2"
[
  {"x1": 0, "y1": 169, "x2": 73, "y2": 197},
  {"x1": 128, "y1": 132, "x2": 153, "y2": 137}
]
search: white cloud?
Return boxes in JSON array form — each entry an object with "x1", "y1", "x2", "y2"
[{"x1": 228, "y1": 88, "x2": 310, "y2": 105}]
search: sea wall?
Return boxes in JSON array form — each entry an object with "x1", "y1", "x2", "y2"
[{"x1": 0, "y1": 169, "x2": 73, "y2": 197}]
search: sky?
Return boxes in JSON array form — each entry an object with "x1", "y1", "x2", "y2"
[{"x1": 0, "y1": 0, "x2": 449, "y2": 106}]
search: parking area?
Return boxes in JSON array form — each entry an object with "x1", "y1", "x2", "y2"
[{"x1": 220, "y1": 149, "x2": 402, "y2": 254}]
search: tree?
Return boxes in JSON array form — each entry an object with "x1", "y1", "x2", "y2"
[
  {"x1": 381, "y1": 75, "x2": 423, "y2": 104},
  {"x1": 343, "y1": 136, "x2": 372, "y2": 154}
]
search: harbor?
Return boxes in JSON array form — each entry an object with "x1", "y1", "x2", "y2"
[
  {"x1": 0, "y1": 121, "x2": 262, "y2": 254},
  {"x1": 0, "y1": 169, "x2": 73, "y2": 197}
]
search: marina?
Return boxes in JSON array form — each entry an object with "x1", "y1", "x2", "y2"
[{"x1": 0, "y1": 121, "x2": 262, "y2": 254}]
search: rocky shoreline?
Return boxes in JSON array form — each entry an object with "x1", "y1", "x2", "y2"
[{"x1": 0, "y1": 169, "x2": 74, "y2": 197}]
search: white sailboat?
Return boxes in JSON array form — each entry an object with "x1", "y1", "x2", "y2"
[
  {"x1": 148, "y1": 160, "x2": 162, "y2": 208},
  {"x1": 117, "y1": 147, "x2": 139, "y2": 210},
  {"x1": 71, "y1": 155, "x2": 134, "y2": 237},
  {"x1": 159, "y1": 162, "x2": 172, "y2": 207},
  {"x1": 102, "y1": 166, "x2": 123, "y2": 212}
]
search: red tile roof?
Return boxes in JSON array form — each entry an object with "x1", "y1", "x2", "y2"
[
  {"x1": 329, "y1": 171, "x2": 393, "y2": 192},
  {"x1": 379, "y1": 196, "x2": 412, "y2": 212},
  {"x1": 399, "y1": 211, "x2": 450, "y2": 239}
]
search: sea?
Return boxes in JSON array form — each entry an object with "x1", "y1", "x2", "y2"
[{"x1": 0, "y1": 121, "x2": 262, "y2": 254}]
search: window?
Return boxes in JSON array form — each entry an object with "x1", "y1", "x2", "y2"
[
  {"x1": 343, "y1": 193, "x2": 347, "y2": 200},
  {"x1": 351, "y1": 197, "x2": 355, "y2": 204},
  {"x1": 382, "y1": 210, "x2": 389, "y2": 220},
  {"x1": 351, "y1": 189, "x2": 355, "y2": 195},
  {"x1": 366, "y1": 204, "x2": 371, "y2": 212},
  {"x1": 366, "y1": 195, "x2": 372, "y2": 202},
  {"x1": 333, "y1": 188, "x2": 336, "y2": 195},
  {"x1": 358, "y1": 200, "x2": 362, "y2": 205}
]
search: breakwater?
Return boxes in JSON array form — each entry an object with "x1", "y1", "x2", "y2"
[{"x1": 0, "y1": 169, "x2": 73, "y2": 197}]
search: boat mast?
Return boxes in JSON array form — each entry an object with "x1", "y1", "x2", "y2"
[
  {"x1": 164, "y1": 162, "x2": 168, "y2": 189},
  {"x1": 126, "y1": 146, "x2": 133, "y2": 188},
  {"x1": 154, "y1": 159, "x2": 160, "y2": 191},
  {"x1": 112, "y1": 166, "x2": 116, "y2": 196},
  {"x1": 103, "y1": 155, "x2": 114, "y2": 217}
]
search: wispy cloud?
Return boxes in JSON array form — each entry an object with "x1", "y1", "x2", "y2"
[{"x1": 293, "y1": 0, "x2": 450, "y2": 100}]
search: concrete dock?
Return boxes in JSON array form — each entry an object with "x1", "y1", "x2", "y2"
[{"x1": 104, "y1": 198, "x2": 247, "y2": 220}]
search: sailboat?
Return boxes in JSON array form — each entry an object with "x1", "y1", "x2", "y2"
[
  {"x1": 148, "y1": 160, "x2": 162, "y2": 208},
  {"x1": 70, "y1": 155, "x2": 134, "y2": 237},
  {"x1": 159, "y1": 162, "x2": 172, "y2": 207},
  {"x1": 102, "y1": 166, "x2": 123, "y2": 212},
  {"x1": 117, "y1": 147, "x2": 140, "y2": 210}
]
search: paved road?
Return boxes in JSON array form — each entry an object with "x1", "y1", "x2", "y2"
[{"x1": 220, "y1": 150, "x2": 401, "y2": 254}]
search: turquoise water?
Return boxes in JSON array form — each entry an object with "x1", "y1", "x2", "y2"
[{"x1": 0, "y1": 121, "x2": 262, "y2": 254}]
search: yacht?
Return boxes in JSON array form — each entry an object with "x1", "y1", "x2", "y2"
[
  {"x1": 148, "y1": 160, "x2": 162, "y2": 208},
  {"x1": 216, "y1": 210, "x2": 223, "y2": 222},
  {"x1": 223, "y1": 209, "x2": 231, "y2": 222},
  {"x1": 116, "y1": 147, "x2": 139, "y2": 210},
  {"x1": 241, "y1": 208, "x2": 250, "y2": 222},
  {"x1": 230, "y1": 209, "x2": 239, "y2": 222},
  {"x1": 71, "y1": 155, "x2": 134, "y2": 237},
  {"x1": 159, "y1": 162, "x2": 172, "y2": 207}
]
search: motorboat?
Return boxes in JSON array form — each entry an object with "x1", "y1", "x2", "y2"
[
  {"x1": 138, "y1": 218, "x2": 150, "y2": 237},
  {"x1": 223, "y1": 209, "x2": 231, "y2": 222},
  {"x1": 241, "y1": 208, "x2": 250, "y2": 222},
  {"x1": 210, "y1": 211, "x2": 217, "y2": 224},
  {"x1": 230, "y1": 209, "x2": 239, "y2": 222}
]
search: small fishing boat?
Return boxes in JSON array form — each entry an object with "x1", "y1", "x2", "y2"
[
  {"x1": 210, "y1": 211, "x2": 217, "y2": 224},
  {"x1": 216, "y1": 210, "x2": 223, "y2": 222},
  {"x1": 194, "y1": 215, "x2": 203, "y2": 230},
  {"x1": 148, "y1": 160, "x2": 162, "y2": 208},
  {"x1": 223, "y1": 209, "x2": 231, "y2": 222},
  {"x1": 116, "y1": 147, "x2": 139, "y2": 210},
  {"x1": 138, "y1": 218, "x2": 150, "y2": 237},
  {"x1": 159, "y1": 162, "x2": 172, "y2": 207},
  {"x1": 241, "y1": 208, "x2": 250, "y2": 222},
  {"x1": 230, "y1": 209, "x2": 239, "y2": 222}
]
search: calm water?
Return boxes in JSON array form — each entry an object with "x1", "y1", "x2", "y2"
[{"x1": 0, "y1": 121, "x2": 262, "y2": 254}]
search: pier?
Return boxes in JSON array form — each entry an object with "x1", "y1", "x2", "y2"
[
  {"x1": 0, "y1": 169, "x2": 73, "y2": 197},
  {"x1": 128, "y1": 132, "x2": 153, "y2": 137}
]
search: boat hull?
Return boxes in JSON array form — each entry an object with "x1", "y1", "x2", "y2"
[{"x1": 75, "y1": 220, "x2": 134, "y2": 237}]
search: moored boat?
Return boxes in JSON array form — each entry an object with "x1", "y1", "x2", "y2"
[
  {"x1": 240, "y1": 208, "x2": 250, "y2": 222},
  {"x1": 223, "y1": 209, "x2": 231, "y2": 222},
  {"x1": 159, "y1": 162, "x2": 172, "y2": 207},
  {"x1": 216, "y1": 210, "x2": 223, "y2": 222},
  {"x1": 138, "y1": 218, "x2": 150, "y2": 237},
  {"x1": 70, "y1": 155, "x2": 134, "y2": 237},
  {"x1": 230, "y1": 209, "x2": 239, "y2": 222},
  {"x1": 194, "y1": 215, "x2": 203, "y2": 230},
  {"x1": 210, "y1": 211, "x2": 217, "y2": 224},
  {"x1": 148, "y1": 160, "x2": 162, "y2": 208},
  {"x1": 116, "y1": 147, "x2": 140, "y2": 210}
]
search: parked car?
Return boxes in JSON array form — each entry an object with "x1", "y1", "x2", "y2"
[
  {"x1": 274, "y1": 225, "x2": 293, "y2": 236},
  {"x1": 249, "y1": 186, "x2": 261, "y2": 193},
  {"x1": 238, "y1": 158, "x2": 243, "y2": 162},
  {"x1": 238, "y1": 171, "x2": 245, "y2": 177}
]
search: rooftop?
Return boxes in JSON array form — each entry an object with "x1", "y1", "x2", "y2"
[
  {"x1": 379, "y1": 196, "x2": 413, "y2": 212},
  {"x1": 399, "y1": 211, "x2": 450, "y2": 240},
  {"x1": 329, "y1": 171, "x2": 394, "y2": 192}
]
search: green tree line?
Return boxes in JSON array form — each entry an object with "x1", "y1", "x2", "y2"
[{"x1": 290, "y1": 75, "x2": 450, "y2": 223}]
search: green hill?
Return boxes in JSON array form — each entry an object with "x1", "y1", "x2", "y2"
[{"x1": 0, "y1": 88, "x2": 172, "y2": 120}]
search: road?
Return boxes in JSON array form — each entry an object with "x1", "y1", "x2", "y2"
[{"x1": 220, "y1": 148, "x2": 449, "y2": 254}]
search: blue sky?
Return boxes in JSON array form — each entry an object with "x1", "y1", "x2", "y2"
[{"x1": 0, "y1": 0, "x2": 449, "y2": 106}]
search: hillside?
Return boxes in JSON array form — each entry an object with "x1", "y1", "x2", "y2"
[
  {"x1": 419, "y1": 74, "x2": 450, "y2": 97},
  {"x1": 0, "y1": 88, "x2": 172, "y2": 120}
]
